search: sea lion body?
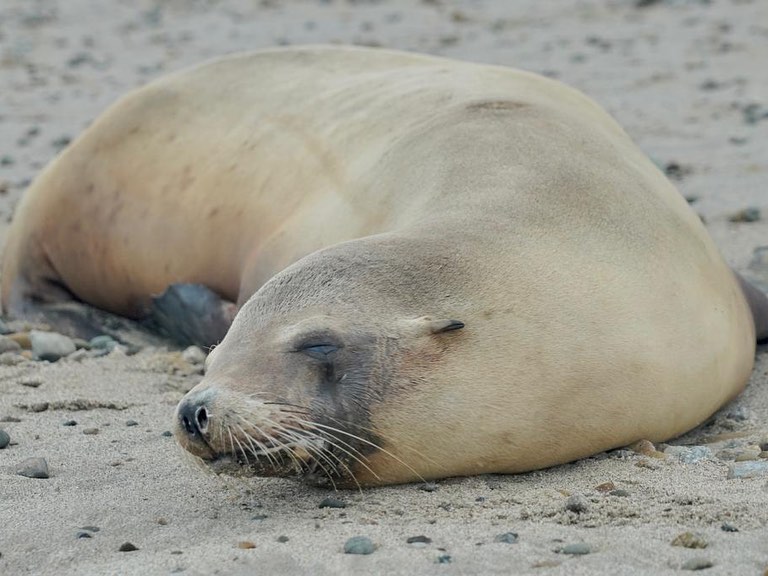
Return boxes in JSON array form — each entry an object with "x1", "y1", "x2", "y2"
[{"x1": 1, "y1": 46, "x2": 761, "y2": 486}]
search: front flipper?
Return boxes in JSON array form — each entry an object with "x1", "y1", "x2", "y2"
[{"x1": 143, "y1": 283, "x2": 237, "y2": 348}]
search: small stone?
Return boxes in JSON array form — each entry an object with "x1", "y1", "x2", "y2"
[
  {"x1": 30, "y1": 330, "x2": 76, "y2": 361},
  {"x1": 560, "y1": 543, "x2": 591, "y2": 555},
  {"x1": 721, "y1": 522, "x2": 738, "y2": 532},
  {"x1": 251, "y1": 514, "x2": 268, "y2": 521},
  {"x1": 435, "y1": 554, "x2": 452, "y2": 564},
  {"x1": 0, "y1": 335, "x2": 21, "y2": 354},
  {"x1": 161, "y1": 430, "x2": 173, "y2": 437},
  {"x1": 595, "y1": 481, "x2": 615, "y2": 492},
  {"x1": 729, "y1": 207, "x2": 761, "y2": 223},
  {"x1": 0, "y1": 429, "x2": 10, "y2": 449},
  {"x1": 419, "y1": 482, "x2": 439, "y2": 492},
  {"x1": 564, "y1": 494, "x2": 590, "y2": 514},
  {"x1": 671, "y1": 532, "x2": 708, "y2": 549},
  {"x1": 30, "y1": 402, "x2": 49, "y2": 413},
  {"x1": 20, "y1": 377, "x2": 42, "y2": 388},
  {"x1": 156, "y1": 518, "x2": 168, "y2": 525},
  {"x1": 76, "y1": 532, "x2": 92, "y2": 539},
  {"x1": 629, "y1": 439, "x2": 665, "y2": 458},
  {"x1": 238, "y1": 541, "x2": 256, "y2": 549},
  {"x1": 118, "y1": 542, "x2": 138, "y2": 552},
  {"x1": 276, "y1": 535, "x2": 289, "y2": 543},
  {"x1": 0, "y1": 415, "x2": 21, "y2": 422},
  {"x1": 51, "y1": 135, "x2": 72, "y2": 150},
  {"x1": 7, "y1": 332, "x2": 31, "y2": 349},
  {"x1": 89, "y1": 335, "x2": 117, "y2": 350},
  {"x1": 181, "y1": 346, "x2": 206, "y2": 365},
  {"x1": 319, "y1": 497, "x2": 346, "y2": 509},
  {"x1": 681, "y1": 558, "x2": 714, "y2": 571},
  {"x1": 72, "y1": 339, "x2": 91, "y2": 350},
  {"x1": 724, "y1": 406, "x2": 750, "y2": 421},
  {"x1": 0, "y1": 352, "x2": 26, "y2": 366},
  {"x1": 15, "y1": 457, "x2": 50, "y2": 478},
  {"x1": 727, "y1": 461, "x2": 768, "y2": 479},
  {"x1": 0, "y1": 155, "x2": 15, "y2": 166},
  {"x1": 344, "y1": 536, "x2": 376, "y2": 555},
  {"x1": 664, "y1": 445, "x2": 713, "y2": 464},
  {"x1": 62, "y1": 420, "x2": 77, "y2": 426},
  {"x1": 609, "y1": 489, "x2": 630, "y2": 497},
  {"x1": 494, "y1": 532, "x2": 518, "y2": 544},
  {"x1": 82, "y1": 428, "x2": 99, "y2": 435},
  {"x1": 125, "y1": 420, "x2": 139, "y2": 427},
  {"x1": 407, "y1": 535, "x2": 432, "y2": 547}
]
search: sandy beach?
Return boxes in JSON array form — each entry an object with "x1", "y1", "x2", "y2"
[{"x1": 1, "y1": 1, "x2": 768, "y2": 574}]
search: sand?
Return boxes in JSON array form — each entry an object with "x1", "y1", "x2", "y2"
[{"x1": 1, "y1": 0, "x2": 767, "y2": 574}]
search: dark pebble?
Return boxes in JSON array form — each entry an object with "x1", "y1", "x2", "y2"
[
  {"x1": 319, "y1": 497, "x2": 346, "y2": 509},
  {"x1": 681, "y1": 558, "x2": 714, "y2": 571},
  {"x1": 419, "y1": 482, "x2": 439, "y2": 492},
  {"x1": 0, "y1": 429, "x2": 9, "y2": 449},
  {"x1": 277, "y1": 535, "x2": 289, "y2": 543},
  {"x1": 0, "y1": 155, "x2": 14, "y2": 166},
  {"x1": 436, "y1": 554, "x2": 452, "y2": 564},
  {"x1": 76, "y1": 532, "x2": 92, "y2": 539},
  {"x1": 610, "y1": 489, "x2": 630, "y2": 497},
  {"x1": 407, "y1": 535, "x2": 432, "y2": 546},
  {"x1": 0, "y1": 415, "x2": 22, "y2": 422},
  {"x1": 15, "y1": 457, "x2": 50, "y2": 478},
  {"x1": 125, "y1": 420, "x2": 139, "y2": 427},
  {"x1": 161, "y1": 430, "x2": 173, "y2": 437},
  {"x1": 30, "y1": 402, "x2": 49, "y2": 413},
  {"x1": 729, "y1": 207, "x2": 761, "y2": 223},
  {"x1": 564, "y1": 494, "x2": 590, "y2": 513},
  {"x1": 494, "y1": 532, "x2": 519, "y2": 544},
  {"x1": 721, "y1": 523, "x2": 738, "y2": 532},
  {"x1": 51, "y1": 136, "x2": 72, "y2": 150},
  {"x1": 344, "y1": 536, "x2": 376, "y2": 555},
  {"x1": 119, "y1": 542, "x2": 139, "y2": 552},
  {"x1": 62, "y1": 420, "x2": 77, "y2": 426},
  {"x1": 82, "y1": 428, "x2": 99, "y2": 435}
]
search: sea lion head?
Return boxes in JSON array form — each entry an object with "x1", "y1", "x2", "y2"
[{"x1": 173, "y1": 239, "x2": 466, "y2": 488}]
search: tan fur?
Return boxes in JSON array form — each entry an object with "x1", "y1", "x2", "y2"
[{"x1": 2, "y1": 46, "x2": 756, "y2": 486}]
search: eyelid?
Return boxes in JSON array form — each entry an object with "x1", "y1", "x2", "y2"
[{"x1": 296, "y1": 343, "x2": 339, "y2": 360}]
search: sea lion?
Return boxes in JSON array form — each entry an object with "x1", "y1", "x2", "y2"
[{"x1": 2, "y1": 46, "x2": 766, "y2": 487}]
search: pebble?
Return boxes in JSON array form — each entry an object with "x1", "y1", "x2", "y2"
[
  {"x1": 727, "y1": 460, "x2": 768, "y2": 479},
  {"x1": 118, "y1": 542, "x2": 139, "y2": 552},
  {"x1": 560, "y1": 543, "x2": 591, "y2": 555},
  {"x1": 0, "y1": 428, "x2": 10, "y2": 449},
  {"x1": 82, "y1": 428, "x2": 99, "y2": 435},
  {"x1": 125, "y1": 420, "x2": 139, "y2": 427},
  {"x1": 161, "y1": 430, "x2": 173, "y2": 437},
  {"x1": 181, "y1": 345, "x2": 206, "y2": 365},
  {"x1": 0, "y1": 335, "x2": 21, "y2": 354},
  {"x1": 344, "y1": 536, "x2": 376, "y2": 555},
  {"x1": 7, "y1": 332, "x2": 31, "y2": 349},
  {"x1": 319, "y1": 497, "x2": 346, "y2": 509},
  {"x1": 30, "y1": 330, "x2": 76, "y2": 361},
  {"x1": 251, "y1": 514, "x2": 268, "y2": 521},
  {"x1": 30, "y1": 402, "x2": 49, "y2": 413},
  {"x1": 276, "y1": 535, "x2": 289, "y2": 543},
  {"x1": 15, "y1": 457, "x2": 50, "y2": 478},
  {"x1": 681, "y1": 558, "x2": 714, "y2": 571},
  {"x1": 671, "y1": 532, "x2": 708, "y2": 549},
  {"x1": 20, "y1": 377, "x2": 42, "y2": 388},
  {"x1": 89, "y1": 335, "x2": 117, "y2": 350},
  {"x1": 595, "y1": 481, "x2": 615, "y2": 492},
  {"x1": 564, "y1": 494, "x2": 590, "y2": 514},
  {"x1": 0, "y1": 352, "x2": 26, "y2": 366},
  {"x1": 62, "y1": 419, "x2": 77, "y2": 426},
  {"x1": 406, "y1": 535, "x2": 432, "y2": 547},
  {"x1": 629, "y1": 439, "x2": 665, "y2": 458},
  {"x1": 721, "y1": 523, "x2": 738, "y2": 532},
  {"x1": 494, "y1": 532, "x2": 519, "y2": 544},
  {"x1": 419, "y1": 482, "x2": 439, "y2": 492},
  {"x1": 0, "y1": 415, "x2": 21, "y2": 422},
  {"x1": 610, "y1": 489, "x2": 630, "y2": 497},
  {"x1": 435, "y1": 554, "x2": 452, "y2": 564},
  {"x1": 664, "y1": 445, "x2": 713, "y2": 464},
  {"x1": 76, "y1": 532, "x2": 93, "y2": 539},
  {"x1": 238, "y1": 541, "x2": 256, "y2": 549},
  {"x1": 728, "y1": 207, "x2": 761, "y2": 223}
]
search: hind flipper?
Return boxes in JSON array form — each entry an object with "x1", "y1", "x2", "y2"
[
  {"x1": 142, "y1": 283, "x2": 237, "y2": 349},
  {"x1": 735, "y1": 246, "x2": 768, "y2": 342}
]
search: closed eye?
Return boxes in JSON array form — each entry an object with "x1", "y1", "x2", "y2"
[{"x1": 297, "y1": 344, "x2": 339, "y2": 360}]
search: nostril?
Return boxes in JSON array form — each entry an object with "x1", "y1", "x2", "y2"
[
  {"x1": 182, "y1": 414, "x2": 195, "y2": 435},
  {"x1": 195, "y1": 406, "x2": 209, "y2": 434}
]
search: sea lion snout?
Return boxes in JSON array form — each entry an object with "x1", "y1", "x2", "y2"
[{"x1": 174, "y1": 388, "x2": 218, "y2": 459}]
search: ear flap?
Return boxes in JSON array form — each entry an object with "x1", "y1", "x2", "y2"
[{"x1": 427, "y1": 319, "x2": 465, "y2": 334}]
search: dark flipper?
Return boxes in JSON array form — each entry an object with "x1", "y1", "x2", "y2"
[
  {"x1": 142, "y1": 283, "x2": 237, "y2": 349},
  {"x1": 736, "y1": 246, "x2": 768, "y2": 343}
]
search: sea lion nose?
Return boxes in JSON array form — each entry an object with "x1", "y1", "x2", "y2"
[{"x1": 176, "y1": 393, "x2": 213, "y2": 448}]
